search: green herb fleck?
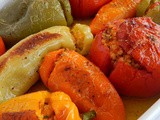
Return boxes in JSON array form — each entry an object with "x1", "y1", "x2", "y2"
[
  {"x1": 82, "y1": 110, "x2": 96, "y2": 120},
  {"x1": 43, "y1": 115, "x2": 49, "y2": 119}
]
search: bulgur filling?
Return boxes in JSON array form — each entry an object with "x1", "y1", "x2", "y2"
[{"x1": 101, "y1": 27, "x2": 142, "y2": 69}]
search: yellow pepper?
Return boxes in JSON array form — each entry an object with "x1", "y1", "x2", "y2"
[{"x1": 0, "y1": 91, "x2": 81, "y2": 120}]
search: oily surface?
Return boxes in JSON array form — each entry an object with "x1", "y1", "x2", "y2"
[
  {"x1": 29, "y1": 19, "x2": 160, "y2": 120},
  {"x1": 83, "y1": 19, "x2": 160, "y2": 120},
  {"x1": 28, "y1": 81, "x2": 160, "y2": 120}
]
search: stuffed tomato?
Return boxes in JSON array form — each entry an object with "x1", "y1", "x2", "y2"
[{"x1": 89, "y1": 17, "x2": 160, "y2": 97}]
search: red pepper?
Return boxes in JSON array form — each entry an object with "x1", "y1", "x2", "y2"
[
  {"x1": 89, "y1": 17, "x2": 160, "y2": 97},
  {"x1": 69, "y1": 0, "x2": 111, "y2": 18}
]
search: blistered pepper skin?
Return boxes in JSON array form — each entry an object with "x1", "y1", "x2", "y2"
[{"x1": 0, "y1": 26, "x2": 75, "y2": 103}]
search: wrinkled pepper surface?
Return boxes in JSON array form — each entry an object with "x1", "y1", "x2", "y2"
[
  {"x1": 0, "y1": 91, "x2": 81, "y2": 120},
  {"x1": 0, "y1": 26, "x2": 75, "y2": 103},
  {"x1": 89, "y1": 17, "x2": 160, "y2": 97},
  {"x1": 0, "y1": 24, "x2": 93, "y2": 103},
  {"x1": 39, "y1": 49, "x2": 126, "y2": 120},
  {"x1": 0, "y1": 0, "x2": 73, "y2": 47}
]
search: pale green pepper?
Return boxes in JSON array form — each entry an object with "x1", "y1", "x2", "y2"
[
  {"x1": 136, "y1": 0, "x2": 152, "y2": 17},
  {"x1": 136, "y1": 0, "x2": 160, "y2": 24},
  {"x1": 145, "y1": 2, "x2": 160, "y2": 24},
  {"x1": 0, "y1": 26, "x2": 75, "y2": 103},
  {"x1": 0, "y1": 0, "x2": 73, "y2": 47}
]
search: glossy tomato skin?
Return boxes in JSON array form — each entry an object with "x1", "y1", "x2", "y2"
[
  {"x1": 69, "y1": 0, "x2": 111, "y2": 18},
  {"x1": 0, "y1": 37, "x2": 6, "y2": 55},
  {"x1": 89, "y1": 19, "x2": 124, "y2": 75},
  {"x1": 110, "y1": 17, "x2": 160, "y2": 97},
  {"x1": 89, "y1": 17, "x2": 160, "y2": 97},
  {"x1": 89, "y1": 31, "x2": 112, "y2": 75},
  {"x1": 109, "y1": 60, "x2": 160, "y2": 97}
]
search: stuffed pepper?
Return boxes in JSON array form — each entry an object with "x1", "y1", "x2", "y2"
[
  {"x1": 0, "y1": 91, "x2": 81, "y2": 120},
  {"x1": 39, "y1": 49, "x2": 125, "y2": 120}
]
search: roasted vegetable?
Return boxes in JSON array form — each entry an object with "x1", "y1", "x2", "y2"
[
  {"x1": 0, "y1": 26, "x2": 75, "y2": 103},
  {"x1": 71, "y1": 24, "x2": 93, "y2": 55},
  {"x1": 136, "y1": 0, "x2": 152, "y2": 17},
  {"x1": 0, "y1": 23, "x2": 94, "y2": 103},
  {"x1": 58, "y1": 0, "x2": 73, "y2": 26},
  {"x1": 136, "y1": 0, "x2": 160, "y2": 24},
  {"x1": 0, "y1": 37, "x2": 6, "y2": 55},
  {"x1": 0, "y1": 0, "x2": 73, "y2": 47},
  {"x1": 69, "y1": 0, "x2": 111, "y2": 18},
  {"x1": 0, "y1": 91, "x2": 81, "y2": 120},
  {"x1": 39, "y1": 49, "x2": 126, "y2": 120},
  {"x1": 90, "y1": 0, "x2": 141, "y2": 35},
  {"x1": 89, "y1": 19, "x2": 125, "y2": 75},
  {"x1": 145, "y1": 2, "x2": 160, "y2": 24},
  {"x1": 89, "y1": 17, "x2": 160, "y2": 97}
]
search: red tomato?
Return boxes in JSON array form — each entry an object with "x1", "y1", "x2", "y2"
[
  {"x1": 0, "y1": 37, "x2": 6, "y2": 55},
  {"x1": 89, "y1": 31, "x2": 112, "y2": 75},
  {"x1": 69, "y1": 0, "x2": 111, "y2": 18},
  {"x1": 89, "y1": 17, "x2": 160, "y2": 97}
]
